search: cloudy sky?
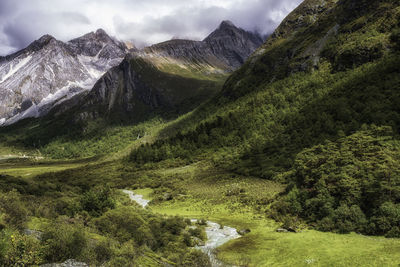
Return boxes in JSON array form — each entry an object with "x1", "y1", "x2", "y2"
[{"x1": 0, "y1": 0, "x2": 302, "y2": 55}]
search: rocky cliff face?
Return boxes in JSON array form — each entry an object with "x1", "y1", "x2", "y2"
[
  {"x1": 63, "y1": 54, "x2": 225, "y2": 123},
  {"x1": 0, "y1": 21, "x2": 263, "y2": 126},
  {"x1": 141, "y1": 21, "x2": 264, "y2": 72},
  {"x1": 49, "y1": 21, "x2": 262, "y2": 121},
  {"x1": 54, "y1": 21, "x2": 264, "y2": 123},
  {"x1": 0, "y1": 29, "x2": 127, "y2": 126},
  {"x1": 204, "y1": 20, "x2": 264, "y2": 68}
]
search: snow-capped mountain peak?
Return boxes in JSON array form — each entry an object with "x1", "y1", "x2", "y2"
[{"x1": 0, "y1": 30, "x2": 128, "y2": 126}]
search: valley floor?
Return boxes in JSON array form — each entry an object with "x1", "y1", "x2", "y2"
[{"x1": 1, "y1": 156, "x2": 399, "y2": 266}]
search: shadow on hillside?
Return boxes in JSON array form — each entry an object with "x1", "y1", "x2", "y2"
[{"x1": 238, "y1": 54, "x2": 400, "y2": 179}]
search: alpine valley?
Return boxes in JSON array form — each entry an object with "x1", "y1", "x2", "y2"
[{"x1": 0, "y1": 0, "x2": 400, "y2": 266}]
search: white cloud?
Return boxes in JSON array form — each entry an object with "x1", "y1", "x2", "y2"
[{"x1": 0, "y1": 0, "x2": 303, "y2": 55}]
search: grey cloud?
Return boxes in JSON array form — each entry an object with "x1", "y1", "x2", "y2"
[
  {"x1": 3, "y1": 10, "x2": 91, "y2": 52},
  {"x1": 59, "y1": 12, "x2": 91, "y2": 24},
  {"x1": 0, "y1": 0, "x2": 16, "y2": 16},
  {"x1": 114, "y1": 0, "x2": 302, "y2": 46},
  {"x1": 0, "y1": 0, "x2": 303, "y2": 55}
]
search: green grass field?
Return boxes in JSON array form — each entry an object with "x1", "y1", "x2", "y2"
[
  {"x1": 151, "y1": 194, "x2": 400, "y2": 267},
  {"x1": 119, "y1": 161, "x2": 400, "y2": 267},
  {"x1": 1, "y1": 136, "x2": 400, "y2": 266}
]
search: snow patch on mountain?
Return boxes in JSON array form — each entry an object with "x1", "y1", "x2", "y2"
[
  {"x1": 0, "y1": 29, "x2": 127, "y2": 126},
  {"x1": 0, "y1": 55, "x2": 32, "y2": 83}
]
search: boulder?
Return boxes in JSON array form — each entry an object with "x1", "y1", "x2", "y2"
[
  {"x1": 162, "y1": 192, "x2": 173, "y2": 201},
  {"x1": 238, "y1": 228, "x2": 251, "y2": 235}
]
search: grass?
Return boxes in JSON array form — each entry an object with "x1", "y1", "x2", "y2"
[
  {"x1": 132, "y1": 188, "x2": 154, "y2": 201},
  {"x1": 27, "y1": 217, "x2": 50, "y2": 231},
  {"x1": 0, "y1": 143, "x2": 38, "y2": 158},
  {"x1": 136, "y1": 162, "x2": 400, "y2": 267},
  {"x1": 151, "y1": 196, "x2": 400, "y2": 267},
  {"x1": 1, "y1": 145, "x2": 400, "y2": 267},
  {"x1": 218, "y1": 223, "x2": 400, "y2": 266},
  {"x1": 0, "y1": 159, "x2": 88, "y2": 178}
]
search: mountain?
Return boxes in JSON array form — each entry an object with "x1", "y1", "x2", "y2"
[
  {"x1": 142, "y1": 20, "x2": 264, "y2": 71},
  {"x1": 0, "y1": 21, "x2": 263, "y2": 127},
  {"x1": 44, "y1": 21, "x2": 264, "y2": 123},
  {"x1": 204, "y1": 20, "x2": 264, "y2": 68},
  {"x1": 0, "y1": 29, "x2": 127, "y2": 126}
]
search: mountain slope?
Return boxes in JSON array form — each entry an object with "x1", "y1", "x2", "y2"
[
  {"x1": 128, "y1": 0, "x2": 400, "y2": 236},
  {"x1": 143, "y1": 20, "x2": 264, "y2": 72},
  {"x1": 0, "y1": 21, "x2": 263, "y2": 158},
  {"x1": 43, "y1": 21, "x2": 263, "y2": 123},
  {"x1": 204, "y1": 20, "x2": 264, "y2": 68},
  {"x1": 68, "y1": 55, "x2": 225, "y2": 123},
  {"x1": 0, "y1": 21, "x2": 262, "y2": 128},
  {"x1": 0, "y1": 29, "x2": 127, "y2": 126}
]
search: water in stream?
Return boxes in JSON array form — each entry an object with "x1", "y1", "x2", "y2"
[{"x1": 122, "y1": 190, "x2": 241, "y2": 267}]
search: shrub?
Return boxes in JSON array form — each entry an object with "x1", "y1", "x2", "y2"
[
  {"x1": 94, "y1": 207, "x2": 153, "y2": 246},
  {"x1": 42, "y1": 223, "x2": 88, "y2": 262},
  {"x1": 372, "y1": 202, "x2": 400, "y2": 236},
  {"x1": 0, "y1": 190, "x2": 28, "y2": 230},
  {"x1": 80, "y1": 186, "x2": 115, "y2": 217},
  {"x1": 332, "y1": 205, "x2": 367, "y2": 234},
  {"x1": 0, "y1": 230, "x2": 43, "y2": 266},
  {"x1": 93, "y1": 240, "x2": 114, "y2": 264},
  {"x1": 180, "y1": 250, "x2": 211, "y2": 267}
]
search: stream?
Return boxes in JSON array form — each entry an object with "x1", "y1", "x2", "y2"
[{"x1": 122, "y1": 190, "x2": 241, "y2": 267}]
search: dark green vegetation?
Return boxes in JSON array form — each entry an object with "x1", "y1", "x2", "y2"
[
  {"x1": 130, "y1": 0, "x2": 400, "y2": 236},
  {"x1": 0, "y1": 55, "x2": 226, "y2": 159},
  {"x1": 0, "y1": 173, "x2": 210, "y2": 266},
  {"x1": 272, "y1": 126, "x2": 400, "y2": 236},
  {"x1": 1, "y1": 0, "x2": 400, "y2": 266}
]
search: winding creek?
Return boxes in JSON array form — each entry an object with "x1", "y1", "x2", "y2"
[{"x1": 122, "y1": 190, "x2": 241, "y2": 267}]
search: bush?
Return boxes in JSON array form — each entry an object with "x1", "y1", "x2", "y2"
[
  {"x1": 42, "y1": 223, "x2": 88, "y2": 262},
  {"x1": 93, "y1": 206, "x2": 206, "y2": 262},
  {"x1": 372, "y1": 202, "x2": 400, "y2": 236},
  {"x1": 180, "y1": 250, "x2": 211, "y2": 267},
  {"x1": 332, "y1": 205, "x2": 367, "y2": 234},
  {"x1": 93, "y1": 240, "x2": 114, "y2": 264},
  {"x1": 0, "y1": 230, "x2": 43, "y2": 266},
  {"x1": 106, "y1": 240, "x2": 138, "y2": 266},
  {"x1": 94, "y1": 207, "x2": 153, "y2": 245},
  {"x1": 80, "y1": 186, "x2": 115, "y2": 217},
  {"x1": 0, "y1": 190, "x2": 28, "y2": 230}
]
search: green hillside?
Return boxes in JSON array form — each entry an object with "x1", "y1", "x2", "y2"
[
  {"x1": 130, "y1": 0, "x2": 400, "y2": 236},
  {"x1": 0, "y1": 56, "x2": 226, "y2": 159}
]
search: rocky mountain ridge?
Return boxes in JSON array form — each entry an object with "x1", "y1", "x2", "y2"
[
  {"x1": 141, "y1": 20, "x2": 264, "y2": 71},
  {"x1": 64, "y1": 21, "x2": 264, "y2": 123},
  {"x1": 0, "y1": 21, "x2": 264, "y2": 126},
  {"x1": 0, "y1": 29, "x2": 127, "y2": 126}
]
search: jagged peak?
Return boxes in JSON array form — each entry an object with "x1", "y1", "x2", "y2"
[
  {"x1": 26, "y1": 34, "x2": 59, "y2": 52},
  {"x1": 220, "y1": 20, "x2": 236, "y2": 28},
  {"x1": 204, "y1": 20, "x2": 254, "y2": 43},
  {"x1": 70, "y1": 29, "x2": 113, "y2": 44},
  {"x1": 94, "y1": 28, "x2": 114, "y2": 41},
  {"x1": 37, "y1": 34, "x2": 56, "y2": 44},
  {"x1": 95, "y1": 28, "x2": 108, "y2": 36}
]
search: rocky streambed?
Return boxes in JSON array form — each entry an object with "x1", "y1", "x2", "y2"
[
  {"x1": 121, "y1": 189, "x2": 150, "y2": 208},
  {"x1": 122, "y1": 189, "x2": 241, "y2": 267}
]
